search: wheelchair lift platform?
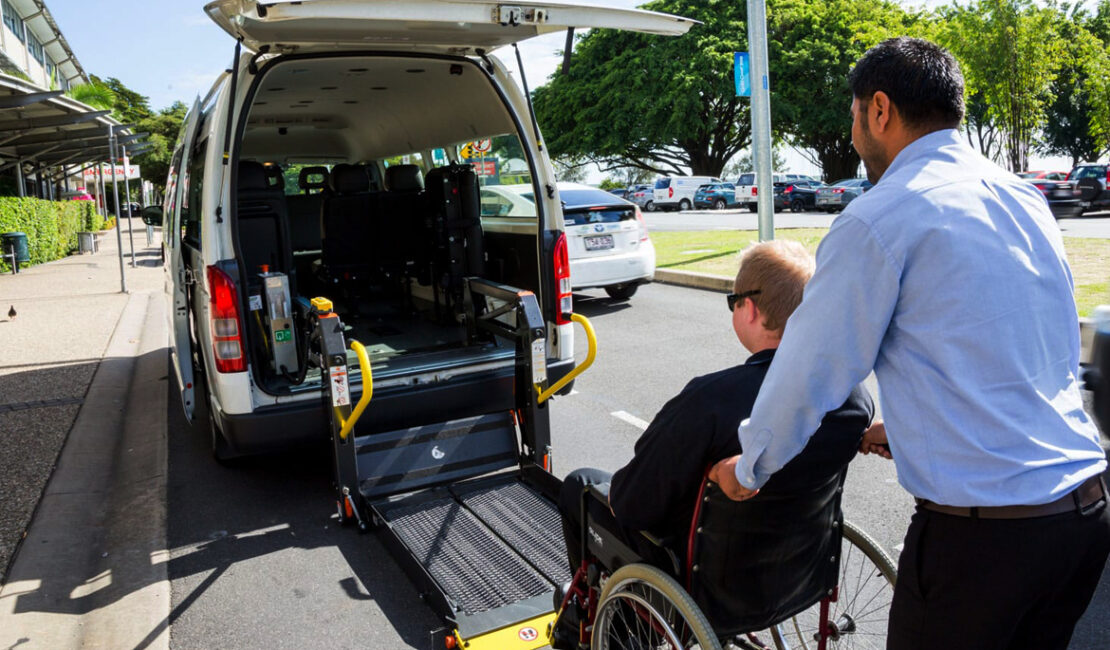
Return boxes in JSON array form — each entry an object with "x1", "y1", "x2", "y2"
[{"x1": 308, "y1": 280, "x2": 595, "y2": 649}]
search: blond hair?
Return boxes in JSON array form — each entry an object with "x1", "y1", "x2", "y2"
[{"x1": 733, "y1": 240, "x2": 815, "y2": 334}]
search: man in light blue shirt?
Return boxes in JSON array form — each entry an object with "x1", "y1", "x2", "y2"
[{"x1": 711, "y1": 37, "x2": 1109, "y2": 648}]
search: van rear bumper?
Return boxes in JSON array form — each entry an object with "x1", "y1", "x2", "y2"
[{"x1": 215, "y1": 358, "x2": 577, "y2": 455}]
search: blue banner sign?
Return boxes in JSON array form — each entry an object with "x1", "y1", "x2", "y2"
[{"x1": 734, "y1": 52, "x2": 751, "y2": 97}]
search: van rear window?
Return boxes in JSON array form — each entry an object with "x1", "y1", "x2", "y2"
[{"x1": 655, "y1": 178, "x2": 671, "y2": 189}]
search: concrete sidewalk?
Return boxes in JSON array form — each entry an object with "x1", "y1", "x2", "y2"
[{"x1": 0, "y1": 218, "x2": 170, "y2": 649}]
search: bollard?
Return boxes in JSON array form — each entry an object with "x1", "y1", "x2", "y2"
[{"x1": 146, "y1": 224, "x2": 154, "y2": 246}]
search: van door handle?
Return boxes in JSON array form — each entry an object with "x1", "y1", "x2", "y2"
[{"x1": 182, "y1": 268, "x2": 196, "y2": 286}]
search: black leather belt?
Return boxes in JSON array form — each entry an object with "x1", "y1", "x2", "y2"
[{"x1": 916, "y1": 475, "x2": 1107, "y2": 520}]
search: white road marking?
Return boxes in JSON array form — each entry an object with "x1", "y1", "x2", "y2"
[{"x1": 610, "y1": 410, "x2": 649, "y2": 431}]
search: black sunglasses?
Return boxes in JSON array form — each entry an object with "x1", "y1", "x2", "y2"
[{"x1": 727, "y1": 289, "x2": 761, "y2": 312}]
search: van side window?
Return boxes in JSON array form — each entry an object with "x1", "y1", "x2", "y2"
[
  {"x1": 182, "y1": 137, "x2": 208, "y2": 248},
  {"x1": 163, "y1": 144, "x2": 185, "y2": 240}
]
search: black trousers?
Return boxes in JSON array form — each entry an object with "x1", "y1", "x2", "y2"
[
  {"x1": 559, "y1": 467, "x2": 617, "y2": 570},
  {"x1": 888, "y1": 496, "x2": 1110, "y2": 649}
]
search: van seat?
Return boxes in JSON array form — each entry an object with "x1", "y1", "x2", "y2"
[
  {"x1": 378, "y1": 165, "x2": 428, "y2": 282},
  {"x1": 424, "y1": 164, "x2": 484, "y2": 300},
  {"x1": 320, "y1": 163, "x2": 375, "y2": 280},
  {"x1": 286, "y1": 166, "x2": 330, "y2": 253},
  {"x1": 237, "y1": 160, "x2": 293, "y2": 283}
]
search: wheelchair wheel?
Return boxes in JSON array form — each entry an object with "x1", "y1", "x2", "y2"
[
  {"x1": 594, "y1": 563, "x2": 722, "y2": 650},
  {"x1": 771, "y1": 521, "x2": 896, "y2": 650}
]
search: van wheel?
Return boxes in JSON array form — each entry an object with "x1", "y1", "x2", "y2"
[
  {"x1": 209, "y1": 409, "x2": 237, "y2": 464},
  {"x1": 679, "y1": 199, "x2": 691, "y2": 211},
  {"x1": 645, "y1": 201, "x2": 656, "y2": 212},
  {"x1": 605, "y1": 283, "x2": 639, "y2": 300},
  {"x1": 713, "y1": 199, "x2": 726, "y2": 210}
]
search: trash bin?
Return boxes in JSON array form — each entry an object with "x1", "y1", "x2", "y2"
[
  {"x1": 78, "y1": 231, "x2": 99, "y2": 254},
  {"x1": 1, "y1": 231, "x2": 29, "y2": 263}
]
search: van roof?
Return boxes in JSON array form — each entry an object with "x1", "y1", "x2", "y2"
[{"x1": 205, "y1": 0, "x2": 696, "y2": 54}]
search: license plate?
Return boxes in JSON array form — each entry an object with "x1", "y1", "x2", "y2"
[
  {"x1": 584, "y1": 235, "x2": 614, "y2": 251},
  {"x1": 1052, "y1": 189, "x2": 1071, "y2": 198},
  {"x1": 817, "y1": 198, "x2": 830, "y2": 204}
]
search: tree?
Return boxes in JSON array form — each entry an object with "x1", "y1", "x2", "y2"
[
  {"x1": 533, "y1": 0, "x2": 752, "y2": 177},
  {"x1": 91, "y1": 75, "x2": 153, "y2": 125},
  {"x1": 768, "y1": 0, "x2": 921, "y2": 182},
  {"x1": 725, "y1": 144, "x2": 788, "y2": 177},
  {"x1": 551, "y1": 156, "x2": 590, "y2": 183},
  {"x1": 1037, "y1": 8, "x2": 1110, "y2": 167},
  {"x1": 133, "y1": 101, "x2": 188, "y2": 194},
  {"x1": 939, "y1": 0, "x2": 1065, "y2": 172},
  {"x1": 67, "y1": 81, "x2": 115, "y2": 110},
  {"x1": 598, "y1": 178, "x2": 624, "y2": 190}
]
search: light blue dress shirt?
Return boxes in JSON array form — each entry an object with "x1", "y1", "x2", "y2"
[{"x1": 737, "y1": 129, "x2": 1106, "y2": 507}]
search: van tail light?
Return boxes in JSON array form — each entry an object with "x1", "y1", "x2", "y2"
[
  {"x1": 833, "y1": 188, "x2": 845, "y2": 194},
  {"x1": 752, "y1": 187, "x2": 757, "y2": 196},
  {"x1": 786, "y1": 185, "x2": 794, "y2": 193},
  {"x1": 553, "y1": 232, "x2": 572, "y2": 325},
  {"x1": 1106, "y1": 168, "x2": 1110, "y2": 184},
  {"x1": 668, "y1": 187, "x2": 674, "y2": 199},
  {"x1": 634, "y1": 206, "x2": 650, "y2": 242},
  {"x1": 207, "y1": 265, "x2": 246, "y2": 373}
]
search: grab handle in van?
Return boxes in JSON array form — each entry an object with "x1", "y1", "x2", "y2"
[
  {"x1": 537, "y1": 313, "x2": 597, "y2": 404},
  {"x1": 339, "y1": 340, "x2": 373, "y2": 441}
]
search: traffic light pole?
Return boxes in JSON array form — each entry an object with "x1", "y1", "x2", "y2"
[{"x1": 747, "y1": 0, "x2": 774, "y2": 242}]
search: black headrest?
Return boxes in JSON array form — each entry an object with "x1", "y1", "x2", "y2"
[
  {"x1": 238, "y1": 160, "x2": 269, "y2": 191},
  {"x1": 329, "y1": 163, "x2": 369, "y2": 194},
  {"x1": 298, "y1": 166, "x2": 329, "y2": 192},
  {"x1": 264, "y1": 164, "x2": 284, "y2": 191},
  {"x1": 362, "y1": 164, "x2": 383, "y2": 192},
  {"x1": 386, "y1": 164, "x2": 424, "y2": 192}
]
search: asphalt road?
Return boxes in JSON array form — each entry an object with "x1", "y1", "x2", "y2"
[
  {"x1": 165, "y1": 282, "x2": 1110, "y2": 649},
  {"x1": 645, "y1": 206, "x2": 1110, "y2": 237}
]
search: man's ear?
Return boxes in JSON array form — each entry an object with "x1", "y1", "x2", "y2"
[
  {"x1": 745, "y1": 300, "x2": 761, "y2": 325},
  {"x1": 871, "y1": 91, "x2": 893, "y2": 132}
]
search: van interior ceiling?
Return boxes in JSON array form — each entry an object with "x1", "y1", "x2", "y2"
[{"x1": 234, "y1": 55, "x2": 542, "y2": 393}]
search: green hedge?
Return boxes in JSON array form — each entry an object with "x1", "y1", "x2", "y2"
[{"x1": 0, "y1": 198, "x2": 98, "y2": 271}]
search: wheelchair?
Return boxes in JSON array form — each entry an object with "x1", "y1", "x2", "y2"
[{"x1": 552, "y1": 470, "x2": 897, "y2": 650}]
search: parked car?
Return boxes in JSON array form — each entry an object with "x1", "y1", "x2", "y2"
[
  {"x1": 693, "y1": 182, "x2": 738, "y2": 209},
  {"x1": 154, "y1": 0, "x2": 689, "y2": 458},
  {"x1": 558, "y1": 182, "x2": 655, "y2": 300},
  {"x1": 1017, "y1": 170, "x2": 1069, "y2": 181},
  {"x1": 734, "y1": 172, "x2": 788, "y2": 212},
  {"x1": 120, "y1": 202, "x2": 143, "y2": 219},
  {"x1": 627, "y1": 184, "x2": 654, "y2": 210},
  {"x1": 815, "y1": 178, "x2": 873, "y2": 212},
  {"x1": 653, "y1": 175, "x2": 724, "y2": 211},
  {"x1": 1067, "y1": 162, "x2": 1110, "y2": 214},
  {"x1": 780, "y1": 179, "x2": 826, "y2": 213},
  {"x1": 1024, "y1": 178, "x2": 1082, "y2": 219},
  {"x1": 607, "y1": 188, "x2": 630, "y2": 199}
]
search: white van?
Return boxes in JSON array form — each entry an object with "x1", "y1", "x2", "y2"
[
  {"x1": 734, "y1": 172, "x2": 788, "y2": 212},
  {"x1": 651, "y1": 175, "x2": 723, "y2": 211},
  {"x1": 158, "y1": 0, "x2": 692, "y2": 458}
]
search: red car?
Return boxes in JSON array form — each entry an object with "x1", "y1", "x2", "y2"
[{"x1": 1017, "y1": 170, "x2": 1069, "y2": 181}]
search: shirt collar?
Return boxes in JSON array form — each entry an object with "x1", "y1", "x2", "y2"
[
  {"x1": 745, "y1": 348, "x2": 776, "y2": 365},
  {"x1": 880, "y1": 128, "x2": 963, "y2": 182}
]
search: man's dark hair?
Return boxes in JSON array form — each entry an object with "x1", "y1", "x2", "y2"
[{"x1": 849, "y1": 37, "x2": 965, "y2": 131}]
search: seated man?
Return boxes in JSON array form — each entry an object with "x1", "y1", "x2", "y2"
[{"x1": 558, "y1": 239, "x2": 875, "y2": 586}]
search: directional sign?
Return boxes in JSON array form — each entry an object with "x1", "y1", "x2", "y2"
[{"x1": 735, "y1": 52, "x2": 751, "y2": 97}]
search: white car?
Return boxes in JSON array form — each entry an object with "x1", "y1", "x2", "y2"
[{"x1": 493, "y1": 183, "x2": 655, "y2": 299}]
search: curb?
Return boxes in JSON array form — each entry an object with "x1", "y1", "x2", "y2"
[
  {"x1": 654, "y1": 269, "x2": 1098, "y2": 362},
  {"x1": 0, "y1": 292, "x2": 170, "y2": 650}
]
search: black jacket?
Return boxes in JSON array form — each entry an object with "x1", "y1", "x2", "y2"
[{"x1": 608, "y1": 348, "x2": 874, "y2": 544}]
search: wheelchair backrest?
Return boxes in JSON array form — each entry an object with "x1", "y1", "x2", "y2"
[{"x1": 687, "y1": 469, "x2": 846, "y2": 637}]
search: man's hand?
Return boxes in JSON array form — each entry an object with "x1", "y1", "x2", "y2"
[
  {"x1": 859, "y1": 421, "x2": 892, "y2": 459},
  {"x1": 709, "y1": 455, "x2": 760, "y2": 502}
]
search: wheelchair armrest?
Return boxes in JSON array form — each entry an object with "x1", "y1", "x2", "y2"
[{"x1": 580, "y1": 485, "x2": 682, "y2": 579}]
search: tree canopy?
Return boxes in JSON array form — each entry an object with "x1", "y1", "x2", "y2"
[{"x1": 533, "y1": 0, "x2": 752, "y2": 177}]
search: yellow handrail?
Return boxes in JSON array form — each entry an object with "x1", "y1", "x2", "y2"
[
  {"x1": 339, "y1": 340, "x2": 373, "y2": 441},
  {"x1": 537, "y1": 313, "x2": 597, "y2": 404}
]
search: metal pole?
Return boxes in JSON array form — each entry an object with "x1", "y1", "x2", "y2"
[
  {"x1": 15, "y1": 159, "x2": 24, "y2": 197},
  {"x1": 122, "y1": 145, "x2": 136, "y2": 263},
  {"x1": 96, "y1": 160, "x2": 105, "y2": 218},
  {"x1": 747, "y1": 0, "x2": 774, "y2": 241},
  {"x1": 109, "y1": 125, "x2": 127, "y2": 292}
]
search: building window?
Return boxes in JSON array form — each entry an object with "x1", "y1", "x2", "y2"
[
  {"x1": 2, "y1": 0, "x2": 24, "y2": 44},
  {"x1": 28, "y1": 31, "x2": 43, "y2": 64},
  {"x1": 45, "y1": 56, "x2": 54, "y2": 83}
]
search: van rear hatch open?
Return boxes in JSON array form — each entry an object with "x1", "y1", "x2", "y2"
[{"x1": 205, "y1": 0, "x2": 695, "y2": 52}]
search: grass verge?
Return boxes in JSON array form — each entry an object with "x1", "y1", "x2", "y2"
[{"x1": 652, "y1": 228, "x2": 1109, "y2": 317}]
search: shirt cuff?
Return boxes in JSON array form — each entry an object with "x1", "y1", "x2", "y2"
[{"x1": 736, "y1": 419, "x2": 773, "y2": 489}]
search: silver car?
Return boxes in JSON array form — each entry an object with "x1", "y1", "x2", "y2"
[{"x1": 815, "y1": 178, "x2": 873, "y2": 212}]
